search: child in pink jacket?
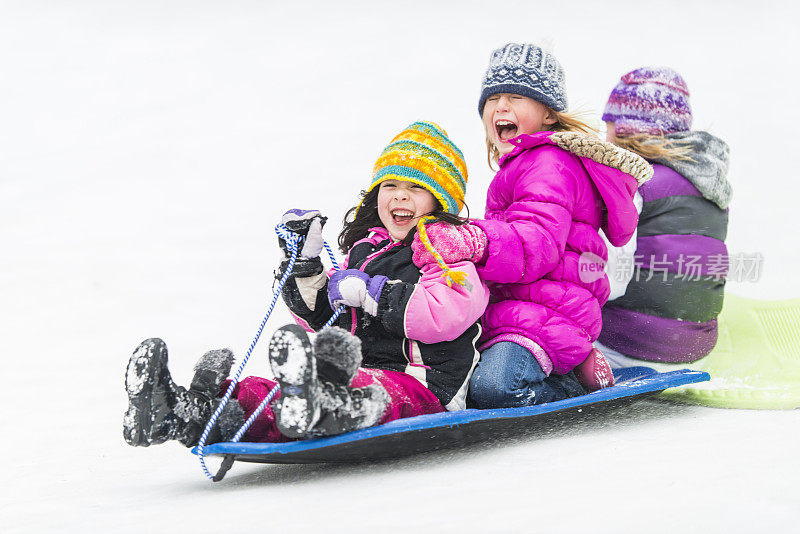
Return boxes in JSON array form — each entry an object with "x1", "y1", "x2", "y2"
[
  {"x1": 413, "y1": 43, "x2": 652, "y2": 408},
  {"x1": 123, "y1": 122, "x2": 490, "y2": 447}
]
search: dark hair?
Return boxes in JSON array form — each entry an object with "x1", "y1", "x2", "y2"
[{"x1": 338, "y1": 186, "x2": 470, "y2": 253}]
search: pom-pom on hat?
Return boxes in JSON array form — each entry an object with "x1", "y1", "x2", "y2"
[
  {"x1": 603, "y1": 67, "x2": 692, "y2": 136},
  {"x1": 478, "y1": 42, "x2": 568, "y2": 116},
  {"x1": 364, "y1": 121, "x2": 468, "y2": 216}
]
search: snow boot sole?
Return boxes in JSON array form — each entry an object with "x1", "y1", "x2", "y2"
[
  {"x1": 123, "y1": 338, "x2": 168, "y2": 447},
  {"x1": 268, "y1": 324, "x2": 320, "y2": 439}
]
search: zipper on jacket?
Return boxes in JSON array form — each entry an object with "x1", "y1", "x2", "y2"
[
  {"x1": 406, "y1": 339, "x2": 431, "y2": 370},
  {"x1": 350, "y1": 308, "x2": 358, "y2": 335},
  {"x1": 358, "y1": 240, "x2": 401, "y2": 273}
]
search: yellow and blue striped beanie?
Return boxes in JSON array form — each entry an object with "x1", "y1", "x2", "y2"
[{"x1": 363, "y1": 121, "x2": 467, "y2": 215}]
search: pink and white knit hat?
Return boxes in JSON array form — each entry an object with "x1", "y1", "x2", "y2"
[{"x1": 602, "y1": 67, "x2": 692, "y2": 136}]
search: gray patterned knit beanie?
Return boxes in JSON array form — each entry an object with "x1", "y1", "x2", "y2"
[{"x1": 478, "y1": 43, "x2": 568, "y2": 116}]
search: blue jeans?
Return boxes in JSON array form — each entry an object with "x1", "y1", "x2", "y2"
[{"x1": 469, "y1": 342, "x2": 586, "y2": 408}]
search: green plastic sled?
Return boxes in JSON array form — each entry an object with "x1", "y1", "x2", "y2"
[{"x1": 657, "y1": 293, "x2": 800, "y2": 409}]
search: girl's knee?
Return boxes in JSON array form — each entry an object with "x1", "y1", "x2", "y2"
[
  {"x1": 469, "y1": 375, "x2": 501, "y2": 408},
  {"x1": 468, "y1": 343, "x2": 547, "y2": 408},
  {"x1": 469, "y1": 365, "x2": 522, "y2": 407}
]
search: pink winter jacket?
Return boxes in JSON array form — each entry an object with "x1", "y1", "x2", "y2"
[{"x1": 472, "y1": 131, "x2": 650, "y2": 375}]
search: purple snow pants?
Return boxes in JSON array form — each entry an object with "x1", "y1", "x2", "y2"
[{"x1": 221, "y1": 368, "x2": 445, "y2": 442}]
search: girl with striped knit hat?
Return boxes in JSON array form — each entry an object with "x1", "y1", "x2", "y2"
[
  {"x1": 598, "y1": 67, "x2": 732, "y2": 367},
  {"x1": 411, "y1": 43, "x2": 653, "y2": 408},
  {"x1": 123, "y1": 122, "x2": 490, "y2": 446}
]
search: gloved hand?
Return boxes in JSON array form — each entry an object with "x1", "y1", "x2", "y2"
[
  {"x1": 327, "y1": 269, "x2": 388, "y2": 316},
  {"x1": 411, "y1": 222, "x2": 487, "y2": 268},
  {"x1": 279, "y1": 209, "x2": 327, "y2": 260}
]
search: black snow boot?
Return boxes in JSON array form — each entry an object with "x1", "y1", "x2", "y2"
[
  {"x1": 190, "y1": 348, "x2": 235, "y2": 399},
  {"x1": 199, "y1": 398, "x2": 246, "y2": 446},
  {"x1": 268, "y1": 324, "x2": 389, "y2": 439},
  {"x1": 313, "y1": 326, "x2": 362, "y2": 385},
  {"x1": 310, "y1": 326, "x2": 389, "y2": 437},
  {"x1": 173, "y1": 347, "x2": 237, "y2": 446},
  {"x1": 182, "y1": 347, "x2": 243, "y2": 445},
  {"x1": 309, "y1": 381, "x2": 390, "y2": 438},
  {"x1": 268, "y1": 324, "x2": 322, "y2": 439},
  {"x1": 124, "y1": 338, "x2": 169, "y2": 447},
  {"x1": 123, "y1": 339, "x2": 236, "y2": 447}
]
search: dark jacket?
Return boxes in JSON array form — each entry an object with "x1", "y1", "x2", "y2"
[{"x1": 280, "y1": 227, "x2": 489, "y2": 410}]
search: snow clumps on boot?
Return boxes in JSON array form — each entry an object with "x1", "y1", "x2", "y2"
[
  {"x1": 190, "y1": 348, "x2": 235, "y2": 398},
  {"x1": 311, "y1": 326, "x2": 389, "y2": 437},
  {"x1": 269, "y1": 324, "x2": 390, "y2": 439},
  {"x1": 313, "y1": 326, "x2": 362, "y2": 385},
  {"x1": 310, "y1": 381, "x2": 390, "y2": 438},
  {"x1": 123, "y1": 339, "x2": 236, "y2": 448}
]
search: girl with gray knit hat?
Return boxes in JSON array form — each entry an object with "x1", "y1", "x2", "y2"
[
  {"x1": 598, "y1": 67, "x2": 732, "y2": 367},
  {"x1": 409, "y1": 43, "x2": 653, "y2": 408}
]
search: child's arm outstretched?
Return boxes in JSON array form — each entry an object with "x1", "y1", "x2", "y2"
[
  {"x1": 414, "y1": 151, "x2": 578, "y2": 285},
  {"x1": 474, "y1": 157, "x2": 576, "y2": 284},
  {"x1": 328, "y1": 260, "x2": 489, "y2": 344}
]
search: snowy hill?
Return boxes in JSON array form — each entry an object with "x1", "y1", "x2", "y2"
[{"x1": 2, "y1": 2, "x2": 798, "y2": 532}]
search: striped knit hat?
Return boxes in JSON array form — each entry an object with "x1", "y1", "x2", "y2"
[
  {"x1": 360, "y1": 121, "x2": 470, "y2": 288},
  {"x1": 603, "y1": 67, "x2": 692, "y2": 136},
  {"x1": 365, "y1": 121, "x2": 467, "y2": 215}
]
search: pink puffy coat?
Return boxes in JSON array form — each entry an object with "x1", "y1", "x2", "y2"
[{"x1": 472, "y1": 131, "x2": 648, "y2": 375}]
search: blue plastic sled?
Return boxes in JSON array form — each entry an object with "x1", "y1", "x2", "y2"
[{"x1": 193, "y1": 367, "x2": 708, "y2": 468}]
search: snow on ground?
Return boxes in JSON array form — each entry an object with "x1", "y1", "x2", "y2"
[{"x1": 1, "y1": 1, "x2": 799, "y2": 532}]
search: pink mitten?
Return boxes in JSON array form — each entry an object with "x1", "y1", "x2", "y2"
[{"x1": 411, "y1": 222, "x2": 487, "y2": 268}]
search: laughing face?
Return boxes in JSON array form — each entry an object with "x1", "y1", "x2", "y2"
[
  {"x1": 377, "y1": 179, "x2": 438, "y2": 241},
  {"x1": 482, "y1": 93, "x2": 557, "y2": 155}
]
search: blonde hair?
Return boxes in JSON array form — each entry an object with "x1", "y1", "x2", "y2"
[
  {"x1": 607, "y1": 132, "x2": 694, "y2": 163},
  {"x1": 485, "y1": 108, "x2": 598, "y2": 169}
]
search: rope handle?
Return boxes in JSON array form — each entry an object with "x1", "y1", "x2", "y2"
[{"x1": 196, "y1": 223, "x2": 342, "y2": 481}]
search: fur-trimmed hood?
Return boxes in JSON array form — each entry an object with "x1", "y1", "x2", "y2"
[{"x1": 501, "y1": 131, "x2": 652, "y2": 247}]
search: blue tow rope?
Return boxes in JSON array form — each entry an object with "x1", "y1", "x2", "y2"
[{"x1": 196, "y1": 223, "x2": 342, "y2": 481}]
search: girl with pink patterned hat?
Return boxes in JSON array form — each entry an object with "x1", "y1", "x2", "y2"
[{"x1": 599, "y1": 67, "x2": 732, "y2": 367}]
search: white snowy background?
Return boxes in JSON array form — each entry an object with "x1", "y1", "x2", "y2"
[{"x1": 2, "y1": 1, "x2": 799, "y2": 532}]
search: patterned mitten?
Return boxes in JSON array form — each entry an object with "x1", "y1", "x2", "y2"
[{"x1": 411, "y1": 222, "x2": 487, "y2": 268}]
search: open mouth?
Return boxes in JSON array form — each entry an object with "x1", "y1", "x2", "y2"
[
  {"x1": 495, "y1": 119, "x2": 518, "y2": 142},
  {"x1": 390, "y1": 208, "x2": 415, "y2": 223}
]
